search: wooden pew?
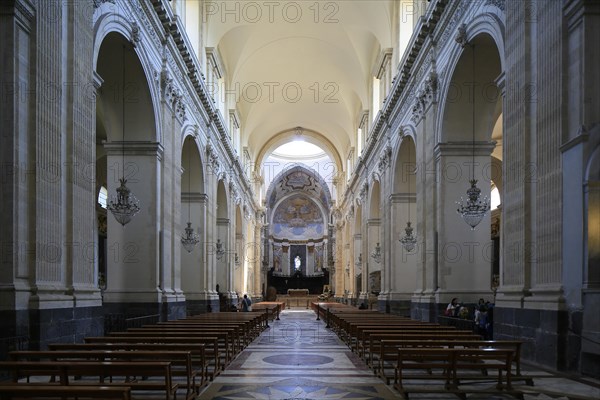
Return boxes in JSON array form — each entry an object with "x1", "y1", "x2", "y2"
[
  {"x1": 125, "y1": 326, "x2": 240, "y2": 358},
  {"x1": 394, "y1": 348, "x2": 523, "y2": 400},
  {"x1": 107, "y1": 330, "x2": 234, "y2": 366},
  {"x1": 9, "y1": 350, "x2": 198, "y2": 399},
  {"x1": 48, "y1": 343, "x2": 209, "y2": 388},
  {"x1": 0, "y1": 384, "x2": 132, "y2": 400},
  {"x1": 370, "y1": 334, "x2": 481, "y2": 383},
  {"x1": 354, "y1": 326, "x2": 464, "y2": 356},
  {"x1": 84, "y1": 336, "x2": 222, "y2": 380},
  {"x1": 372, "y1": 339, "x2": 529, "y2": 385},
  {"x1": 0, "y1": 361, "x2": 178, "y2": 400}
]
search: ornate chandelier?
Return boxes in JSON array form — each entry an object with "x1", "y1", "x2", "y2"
[
  {"x1": 108, "y1": 43, "x2": 140, "y2": 226},
  {"x1": 181, "y1": 141, "x2": 199, "y2": 252},
  {"x1": 108, "y1": 178, "x2": 140, "y2": 226},
  {"x1": 399, "y1": 221, "x2": 417, "y2": 252},
  {"x1": 215, "y1": 239, "x2": 225, "y2": 260},
  {"x1": 182, "y1": 222, "x2": 200, "y2": 252},
  {"x1": 457, "y1": 179, "x2": 489, "y2": 229},
  {"x1": 370, "y1": 242, "x2": 381, "y2": 264},
  {"x1": 456, "y1": 43, "x2": 489, "y2": 229}
]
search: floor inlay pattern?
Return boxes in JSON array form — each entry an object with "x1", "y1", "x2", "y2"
[{"x1": 198, "y1": 309, "x2": 600, "y2": 400}]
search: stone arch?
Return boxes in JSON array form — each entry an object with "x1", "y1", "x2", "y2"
[
  {"x1": 93, "y1": 14, "x2": 162, "y2": 143},
  {"x1": 438, "y1": 33, "x2": 502, "y2": 144},
  {"x1": 215, "y1": 179, "x2": 231, "y2": 294},
  {"x1": 180, "y1": 135, "x2": 207, "y2": 305},
  {"x1": 265, "y1": 165, "x2": 333, "y2": 212},
  {"x1": 181, "y1": 126, "x2": 207, "y2": 195},
  {"x1": 96, "y1": 31, "x2": 164, "y2": 312},
  {"x1": 255, "y1": 128, "x2": 344, "y2": 180},
  {"x1": 96, "y1": 32, "x2": 157, "y2": 142},
  {"x1": 434, "y1": 31, "x2": 502, "y2": 301},
  {"x1": 389, "y1": 136, "x2": 418, "y2": 298}
]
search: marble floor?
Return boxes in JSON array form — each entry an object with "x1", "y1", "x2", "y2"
[{"x1": 198, "y1": 309, "x2": 600, "y2": 400}]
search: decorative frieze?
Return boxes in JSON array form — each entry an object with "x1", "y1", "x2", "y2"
[
  {"x1": 439, "y1": 0, "x2": 469, "y2": 49},
  {"x1": 129, "y1": 0, "x2": 163, "y2": 49}
]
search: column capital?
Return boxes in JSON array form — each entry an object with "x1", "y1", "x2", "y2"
[
  {"x1": 103, "y1": 141, "x2": 164, "y2": 160},
  {"x1": 434, "y1": 141, "x2": 496, "y2": 159}
]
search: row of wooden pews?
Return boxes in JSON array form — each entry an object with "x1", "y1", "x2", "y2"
[
  {"x1": 0, "y1": 309, "x2": 270, "y2": 400},
  {"x1": 313, "y1": 302, "x2": 529, "y2": 400}
]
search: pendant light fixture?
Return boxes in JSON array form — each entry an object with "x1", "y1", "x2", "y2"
[
  {"x1": 456, "y1": 43, "x2": 490, "y2": 229},
  {"x1": 181, "y1": 140, "x2": 200, "y2": 252},
  {"x1": 108, "y1": 43, "x2": 140, "y2": 226}
]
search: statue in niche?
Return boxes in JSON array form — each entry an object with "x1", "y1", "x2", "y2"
[{"x1": 294, "y1": 255, "x2": 301, "y2": 270}]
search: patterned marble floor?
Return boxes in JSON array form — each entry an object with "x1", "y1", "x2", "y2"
[{"x1": 198, "y1": 309, "x2": 600, "y2": 400}]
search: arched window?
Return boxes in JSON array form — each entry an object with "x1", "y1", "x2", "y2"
[
  {"x1": 491, "y1": 184, "x2": 501, "y2": 210},
  {"x1": 98, "y1": 186, "x2": 108, "y2": 209}
]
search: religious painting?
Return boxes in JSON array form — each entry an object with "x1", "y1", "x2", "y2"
[
  {"x1": 314, "y1": 243, "x2": 324, "y2": 271},
  {"x1": 272, "y1": 194, "x2": 324, "y2": 240},
  {"x1": 273, "y1": 245, "x2": 282, "y2": 271}
]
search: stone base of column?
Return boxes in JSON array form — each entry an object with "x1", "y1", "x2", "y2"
[
  {"x1": 494, "y1": 306, "x2": 573, "y2": 372},
  {"x1": 410, "y1": 294, "x2": 438, "y2": 322},
  {"x1": 185, "y1": 291, "x2": 220, "y2": 314},
  {"x1": 582, "y1": 290, "x2": 600, "y2": 378},
  {"x1": 102, "y1": 302, "x2": 162, "y2": 320},
  {"x1": 161, "y1": 300, "x2": 186, "y2": 321},
  {"x1": 0, "y1": 306, "x2": 104, "y2": 352}
]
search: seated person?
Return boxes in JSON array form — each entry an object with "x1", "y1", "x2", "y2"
[
  {"x1": 358, "y1": 302, "x2": 368, "y2": 310},
  {"x1": 445, "y1": 297, "x2": 459, "y2": 316}
]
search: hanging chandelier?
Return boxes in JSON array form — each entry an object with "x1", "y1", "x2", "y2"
[
  {"x1": 370, "y1": 242, "x2": 381, "y2": 264},
  {"x1": 457, "y1": 179, "x2": 489, "y2": 229},
  {"x1": 215, "y1": 239, "x2": 225, "y2": 260},
  {"x1": 108, "y1": 44, "x2": 140, "y2": 226},
  {"x1": 182, "y1": 222, "x2": 200, "y2": 252},
  {"x1": 400, "y1": 144, "x2": 417, "y2": 251},
  {"x1": 456, "y1": 43, "x2": 489, "y2": 229},
  {"x1": 400, "y1": 221, "x2": 417, "y2": 252},
  {"x1": 181, "y1": 140, "x2": 200, "y2": 252}
]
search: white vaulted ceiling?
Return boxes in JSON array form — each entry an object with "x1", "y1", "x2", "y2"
[{"x1": 197, "y1": 0, "x2": 394, "y2": 169}]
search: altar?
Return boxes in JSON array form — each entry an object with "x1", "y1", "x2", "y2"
[{"x1": 287, "y1": 288, "x2": 309, "y2": 296}]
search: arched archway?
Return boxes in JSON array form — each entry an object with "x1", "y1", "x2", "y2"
[
  {"x1": 234, "y1": 205, "x2": 244, "y2": 295},
  {"x1": 215, "y1": 179, "x2": 230, "y2": 304},
  {"x1": 368, "y1": 180, "x2": 382, "y2": 296},
  {"x1": 389, "y1": 136, "x2": 418, "y2": 312},
  {"x1": 435, "y1": 32, "x2": 502, "y2": 303},
  {"x1": 354, "y1": 204, "x2": 363, "y2": 303},
  {"x1": 180, "y1": 136, "x2": 207, "y2": 313},
  {"x1": 95, "y1": 32, "x2": 162, "y2": 313}
]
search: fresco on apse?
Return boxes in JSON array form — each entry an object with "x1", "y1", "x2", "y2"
[
  {"x1": 272, "y1": 195, "x2": 324, "y2": 240},
  {"x1": 267, "y1": 166, "x2": 331, "y2": 211}
]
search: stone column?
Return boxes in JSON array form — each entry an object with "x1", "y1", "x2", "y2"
[
  {"x1": 103, "y1": 142, "x2": 163, "y2": 311},
  {"x1": 307, "y1": 243, "x2": 315, "y2": 275},
  {"x1": 282, "y1": 244, "x2": 290, "y2": 276},
  {"x1": 434, "y1": 141, "x2": 495, "y2": 304},
  {"x1": 390, "y1": 194, "x2": 418, "y2": 297},
  {"x1": 180, "y1": 193, "x2": 208, "y2": 313}
]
